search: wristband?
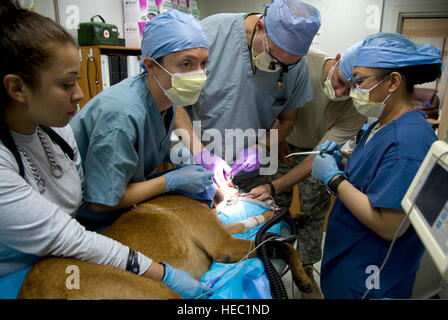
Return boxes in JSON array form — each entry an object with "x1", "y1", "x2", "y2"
[
  {"x1": 326, "y1": 174, "x2": 347, "y2": 196},
  {"x1": 126, "y1": 249, "x2": 140, "y2": 275}
]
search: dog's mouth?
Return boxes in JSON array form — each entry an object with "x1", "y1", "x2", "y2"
[{"x1": 212, "y1": 182, "x2": 239, "y2": 208}]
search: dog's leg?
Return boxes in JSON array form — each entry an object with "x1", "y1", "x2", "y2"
[
  {"x1": 280, "y1": 243, "x2": 313, "y2": 293},
  {"x1": 212, "y1": 237, "x2": 258, "y2": 263},
  {"x1": 223, "y1": 210, "x2": 275, "y2": 234}
]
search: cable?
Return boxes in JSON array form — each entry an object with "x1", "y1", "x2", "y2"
[
  {"x1": 361, "y1": 150, "x2": 448, "y2": 299},
  {"x1": 195, "y1": 230, "x2": 297, "y2": 299},
  {"x1": 361, "y1": 202, "x2": 413, "y2": 299},
  {"x1": 86, "y1": 54, "x2": 99, "y2": 98},
  {"x1": 194, "y1": 236, "x2": 274, "y2": 299}
]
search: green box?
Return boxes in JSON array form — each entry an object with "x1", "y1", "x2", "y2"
[{"x1": 78, "y1": 15, "x2": 119, "y2": 46}]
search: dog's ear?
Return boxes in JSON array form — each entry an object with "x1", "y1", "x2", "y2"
[{"x1": 213, "y1": 188, "x2": 225, "y2": 207}]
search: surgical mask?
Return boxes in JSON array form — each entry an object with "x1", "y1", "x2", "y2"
[
  {"x1": 323, "y1": 61, "x2": 350, "y2": 101},
  {"x1": 349, "y1": 76, "x2": 391, "y2": 118},
  {"x1": 252, "y1": 32, "x2": 282, "y2": 73},
  {"x1": 153, "y1": 60, "x2": 207, "y2": 106}
]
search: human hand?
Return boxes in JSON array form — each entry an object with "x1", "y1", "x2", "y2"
[
  {"x1": 311, "y1": 153, "x2": 344, "y2": 185},
  {"x1": 246, "y1": 184, "x2": 272, "y2": 201},
  {"x1": 161, "y1": 263, "x2": 211, "y2": 299},
  {"x1": 193, "y1": 149, "x2": 232, "y2": 190},
  {"x1": 278, "y1": 140, "x2": 294, "y2": 165},
  {"x1": 230, "y1": 145, "x2": 262, "y2": 176},
  {"x1": 317, "y1": 141, "x2": 343, "y2": 168},
  {"x1": 164, "y1": 165, "x2": 214, "y2": 194}
]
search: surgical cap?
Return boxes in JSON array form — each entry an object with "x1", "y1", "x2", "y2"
[
  {"x1": 264, "y1": 0, "x2": 321, "y2": 56},
  {"x1": 339, "y1": 41, "x2": 363, "y2": 82},
  {"x1": 140, "y1": 9, "x2": 207, "y2": 63},
  {"x1": 353, "y1": 33, "x2": 442, "y2": 69}
]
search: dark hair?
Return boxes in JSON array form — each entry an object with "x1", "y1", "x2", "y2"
[
  {"x1": 381, "y1": 63, "x2": 442, "y2": 94},
  {"x1": 0, "y1": 0, "x2": 76, "y2": 176},
  {"x1": 1, "y1": 1, "x2": 76, "y2": 101}
]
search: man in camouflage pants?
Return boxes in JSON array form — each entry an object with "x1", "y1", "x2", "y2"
[{"x1": 274, "y1": 149, "x2": 330, "y2": 266}]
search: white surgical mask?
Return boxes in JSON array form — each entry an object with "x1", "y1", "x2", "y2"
[
  {"x1": 323, "y1": 61, "x2": 350, "y2": 101},
  {"x1": 349, "y1": 76, "x2": 391, "y2": 118},
  {"x1": 252, "y1": 32, "x2": 282, "y2": 73},
  {"x1": 153, "y1": 60, "x2": 206, "y2": 106}
]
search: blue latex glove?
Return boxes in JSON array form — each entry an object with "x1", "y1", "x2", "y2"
[
  {"x1": 312, "y1": 153, "x2": 344, "y2": 185},
  {"x1": 230, "y1": 145, "x2": 262, "y2": 176},
  {"x1": 161, "y1": 263, "x2": 211, "y2": 299},
  {"x1": 193, "y1": 149, "x2": 232, "y2": 190},
  {"x1": 164, "y1": 164, "x2": 214, "y2": 194},
  {"x1": 317, "y1": 141, "x2": 343, "y2": 168}
]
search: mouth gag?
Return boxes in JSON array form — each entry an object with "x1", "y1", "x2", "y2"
[{"x1": 220, "y1": 186, "x2": 277, "y2": 210}]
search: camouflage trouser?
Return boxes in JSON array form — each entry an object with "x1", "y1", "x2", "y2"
[{"x1": 232, "y1": 145, "x2": 330, "y2": 266}]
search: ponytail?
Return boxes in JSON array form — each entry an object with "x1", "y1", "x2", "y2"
[{"x1": 381, "y1": 63, "x2": 442, "y2": 94}]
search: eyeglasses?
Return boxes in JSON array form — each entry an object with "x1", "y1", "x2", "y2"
[
  {"x1": 264, "y1": 33, "x2": 301, "y2": 70},
  {"x1": 348, "y1": 71, "x2": 391, "y2": 89}
]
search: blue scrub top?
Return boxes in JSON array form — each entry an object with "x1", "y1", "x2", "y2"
[
  {"x1": 321, "y1": 110, "x2": 437, "y2": 299},
  {"x1": 187, "y1": 13, "x2": 313, "y2": 161},
  {"x1": 70, "y1": 74, "x2": 175, "y2": 207}
]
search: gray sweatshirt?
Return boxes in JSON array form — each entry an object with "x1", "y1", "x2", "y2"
[{"x1": 0, "y1": 125, "x2": 151, "y2": 276}]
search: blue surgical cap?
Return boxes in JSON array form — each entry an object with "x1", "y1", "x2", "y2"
[
  {"x1": 264, "y1": 0, "x2": 321, "y2": 56},
  {"x1": 140, "y1": 9, "x2": 207, "y2": 64},
  {"x1": 353, "y1": 33, "x2": 442, "y2": 69},
  {"x1": 339, "y1": 41, "x2": 363, "y2": 82}
]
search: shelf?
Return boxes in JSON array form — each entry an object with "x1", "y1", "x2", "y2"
[
  {"x1": 79, "y1": 45, "x2": 142, "y2": 56},
  {"x1": 77, "y1": 45, "x2": 143, "y2": 107},
  {"x1": 84, "y1": 45, "x2": 141, "y2": 51}
]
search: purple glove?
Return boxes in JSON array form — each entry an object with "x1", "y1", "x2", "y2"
[
  {"x1": 194, "y1": 149, "x2": 231, "y2": 190},
  {"x1": 230, "y1": 145, "x2": 262, "y2": 177}
]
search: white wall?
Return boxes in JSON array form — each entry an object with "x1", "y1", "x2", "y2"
[
  {"x1": 199, "y1": 0, "x2": 383, "y2": 57},
  {"x1": 33, "y1": 0, "x2": 56, "y2": 20},
  {"x1": 59, "y1": 0, "x2": 124, "y2": 41},
  {"x1": 34, "y1": 0, "x2": 124, "y2": 43},
  {"x1": 34, "y1": 0, "x2": 447, "y2": 58},
  {"x1": 199, "y1": 0, "x2": 267, "y2": 19},
  {"x1": 303, "y1": 0, "x2": 383, "y2": 57}
]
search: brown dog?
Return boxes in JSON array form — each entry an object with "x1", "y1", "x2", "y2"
[{"x1": 18, "y1": 194, "x2": 312, "y2": 299}]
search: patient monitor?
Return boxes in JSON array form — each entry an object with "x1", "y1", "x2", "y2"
[{"x1": 402, "y1": 140, "x2": 448, "y2": 280}]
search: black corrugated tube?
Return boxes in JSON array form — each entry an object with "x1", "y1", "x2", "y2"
[{"x1": 255, "y1": 207, "x2": 295, "y2": 300}]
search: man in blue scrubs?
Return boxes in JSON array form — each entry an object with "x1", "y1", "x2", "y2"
[
  {"x1": 175, "y1": 0, "x2": 321, "y2": 191},
  {"x1": 71, "y1": 10, "x2": 214, "y2": 227}
]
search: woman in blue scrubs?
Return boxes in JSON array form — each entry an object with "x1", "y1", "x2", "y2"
[
  {"x1": 311, "y1": 33, "x2": 442, "y2": 299},
  {"x1": 71, "y1": 10, "x2": 214, "y2": 226}
]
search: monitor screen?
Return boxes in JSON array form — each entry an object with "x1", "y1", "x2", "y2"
[{"x1": 415, "y1": 162, "x2": 448, "y2": 227}]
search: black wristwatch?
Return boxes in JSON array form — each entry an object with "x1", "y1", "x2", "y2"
[{"x1": 326, "y1": 174, "x2": 347, "y2": 196}]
